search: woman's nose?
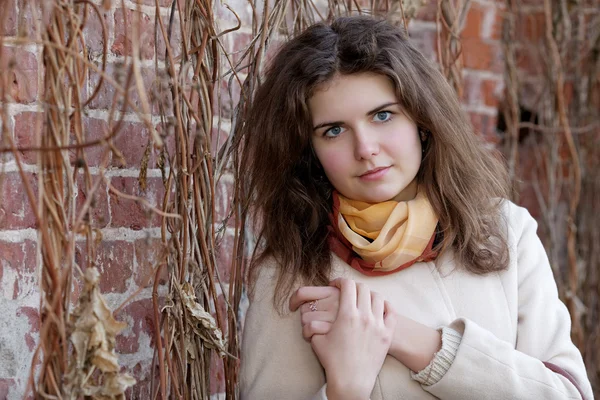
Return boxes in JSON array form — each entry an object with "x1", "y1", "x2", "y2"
[{"x1": 353, "y1": 126, "x2": 380, "y2": 160}]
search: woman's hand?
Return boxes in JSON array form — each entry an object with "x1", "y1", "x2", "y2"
[
  {"x1": 290, "y1": 280, "x2": 443, "y2": 375},
  {"x1": 289, "y1": 285, "x2": 340, "y2": 341},
  {"x1": 290, "y1": 278, "x2": 397, "y2": 400}
]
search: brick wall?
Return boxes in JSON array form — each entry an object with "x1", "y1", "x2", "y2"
[{"x1": 1, "y1": 0, "x2": 508, "y2": 398}]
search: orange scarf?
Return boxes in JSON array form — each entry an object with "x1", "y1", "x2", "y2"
[{"x1": 328, "y1": 189, "x2": 440, "y2": 276}]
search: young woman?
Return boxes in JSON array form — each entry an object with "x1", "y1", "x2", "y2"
[{"x1": 237, "y1": 16, "x2": 593, "y2": 400}]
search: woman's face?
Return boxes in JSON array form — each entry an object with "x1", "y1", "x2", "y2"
[{"x1": 309, "y1": 72, "x2": 422, "y2": 203}]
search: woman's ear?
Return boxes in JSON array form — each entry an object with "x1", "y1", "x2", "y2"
[{"x1": 418, "y1": 127, "x2": 431, "y2": 143}]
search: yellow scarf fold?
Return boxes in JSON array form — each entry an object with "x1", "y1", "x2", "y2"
[{"x1": 336, "y1": 189, "x2": 439, "y2": 273}]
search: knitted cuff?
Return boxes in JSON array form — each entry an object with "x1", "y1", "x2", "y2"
[{"x1": 410, "y1": 326, "x2": 463, "y2": 386}]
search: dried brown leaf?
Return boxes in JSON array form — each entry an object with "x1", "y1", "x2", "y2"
[
  {"x1": 92, "y1": 348, "x2": 120, "y2": 373},
  {"x1": 181, "y1": 283, "x2": 228, "y2": 356}
]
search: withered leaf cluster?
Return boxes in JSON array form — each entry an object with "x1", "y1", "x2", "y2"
[
  {"x1": 65, "y1": 268, "x2": 136, "y2": 399},
  {"x1": 181, "y1": 282, "x2": 228, "y2": 358}
]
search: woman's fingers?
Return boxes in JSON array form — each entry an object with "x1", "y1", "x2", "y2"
[
  {"x1": 302, "y1": 320, "x2": 332, "y2": 341},
  {"x1": 371, "y1": 291, "x2": 385, "y2": 319},
  {"x1": 289, "y1": 286, "x2": 338, "y2": 312},
  {"x1": 330, "y1": 278, "x2": 357, "y2": 314},
  {"x1": 356, "y1": 282, "x2": 372, "y2": 312},
  {"x1": 301, "y1": 310, "x2": 335, "y2": 326}
]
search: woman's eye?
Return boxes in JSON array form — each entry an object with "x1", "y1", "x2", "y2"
[
  {"x1": 373, "y1": 111, "x2": 392, "y2": 122},
  {"x1": 324, "y1": 126, "x2": 344, "y2": 137}
]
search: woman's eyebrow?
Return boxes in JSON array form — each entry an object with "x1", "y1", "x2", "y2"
[
  {"x1": 366, "y1": 101, "x2": 400, "y2": 115},
  {"x1": 313, "y1": 120, "x2": 344, "y2": 131},
  {"x1": 312, "y1": 102, "x2": 400, "y2": 131}
]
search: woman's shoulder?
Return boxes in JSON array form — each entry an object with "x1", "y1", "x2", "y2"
[
  {"x1": 247, "y1": 255, "x2": 304, "y2": 311},
  {"x1": 496, "y1": 198, "x2": 539, "y2": 241}
]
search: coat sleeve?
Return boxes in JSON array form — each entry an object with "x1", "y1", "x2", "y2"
[
  {"x1": 420, "y1": 202, "x2": 594, "y2": 400},
  {"x1": 240, "y1": 260, "x2": 328, "y2": 400}
]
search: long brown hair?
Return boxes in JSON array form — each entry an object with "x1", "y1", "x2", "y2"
[{"x1": 236, "y1": 16, "x2": 511, "y2": 310}]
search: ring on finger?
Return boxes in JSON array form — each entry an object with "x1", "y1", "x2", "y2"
[{"x1": 309, "y1": 300, "x2": 318, "y2": 312}]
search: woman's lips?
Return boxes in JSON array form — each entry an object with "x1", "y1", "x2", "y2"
[{"x1": 359, "y1": 166, "x2": 390, "y2": 181}]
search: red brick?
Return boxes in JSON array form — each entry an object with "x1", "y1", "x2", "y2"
[
  {"x1": 124, "y1": 362, "x2": 155, "y2": 399},
  {"x1": 488, "y1": 7, "x2": 504, "y2": 41},
  {"x1": 515, "y1": 46, "x2": 543, "y2": 76},
  {"x1": 109, "y1": 176, "x2": 165, "y2": 229},
  {"x1": 115, "y1": 298, "x2": 155, "y2": 354},
  {"x1": 71, "y1": 117, "x2": 110, "y2": 167},
  {"x1": 134, "y1": 238, "x2": 168, "y2": 287},
  {"x1": 75, "y1": 241, "x2": 133, "y2": 294},
  {"x1": 1, "y1": 0, "x2": 17, "y2": 36},
  {"x1": 155, "y1": 15, "x2": 182, "y2": 62},
  {"x1": 16, "y1": 306, "x2": 39, "y2": 351},
  {"x1": 210, "y1": 351, "x2": 226, "y2": 394},
  {"x1": 462, "y1": 4, "x2": 485, "y2": 40},
  {"x1": 481, "y1": 79, "x2": 500, "y2": 107},
  {"x1": 461, "y1": 73, "x2": 482, "y2": 107},
  {"x1": 76, "y1": 174, "x2": 110, "y2": 228},
  {"x1": 89, "y1": 63, "x2": 168, "y2": 117},
  {"x1": 154, "y1": 121, "x2": 177, "y2": 159},
  {"x1": 81, "y1": 4, "x2": 113, "y2": 56},
  {"x1": 0, "y1": 46, "x2": 38, "y2": 103},
  {"x1": 148, "y1": 68, "x2": 173, "y2": 114},
  {"x1": 516, "y1": 12, "x2": 546, "y2": 44},
  {"x1": 13, "y1": 111, "x2": 43, "y2": 164},
  {"x1": 469, "y1": 112, "x2": 500, "y2": 144},
  {"x1": 88, "y1": 62, "x2": 125, "y2": 110},
  {"x1": 96, "y1": 241, "x2": 134, "y2": 293},
  {"x1": 0, "y1": 240, "x2": 37, "y2": 299},
  {"x1": 111, "y1": 120, "x2": 167, "y2": 168},
  {"x1": 16, "y1": 0, "x2": 46, "y2": 37},
  {"x1": 112, "y1": 8, "x2": 155, "y2": 60},
  {"x1": 462, "y1": 38, "x2": 503, "y2": 73},
  {"x1": 0, "y1": 172, "x2": 37, "y2": 229},
  {"x1": 215, "y1": 228, "x2": 236, "y2": 282}
]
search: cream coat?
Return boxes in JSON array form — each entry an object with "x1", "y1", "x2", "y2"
[{"x1": 240, "y1": 201, "x2": 594, "y2": 399}]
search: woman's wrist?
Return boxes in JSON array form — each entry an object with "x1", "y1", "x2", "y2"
[
  {"x1": 325, "y1": 376, "x2": 371, "y2": 400},
  {"x1": 388, "y1": 315, "x2": 442, "y2": 372}
]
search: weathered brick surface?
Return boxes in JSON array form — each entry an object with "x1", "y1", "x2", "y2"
[
  {"x1": 469, "y1": 112, "x2": 500, "y2": 144},
  {"x1": 81, "y1": 5, "x2": 113, "y2": 56},
  {"x1": 97, "y1": 241, "x2": 135, "y2": 293},
  {"x1": 0, "y1": 46, "x2": 38, "y2": 103},
  {"x1": 115, "y1": 298, "x2": 156, "y2": 354},
  {"x1": 109, "y1": 176, "x2": 165, "y2": 229},
  {"x1": 462, "y1": 38, "x2": 504, "y2": 73},
  {"x1": 133, "y1": 238, "x2": 168, "y2": 287},
  {"x1": 13, "y1": 112, "x2": 43, "y2": 164},
  {"x1": 75, "y1": 174, "x2": 110, "y2": 228},
  {"x1": 463, "y1": 73, "x2": 503, "y2": 108},
  {"x1": 77, "y1": 117, "x2": 110, "y2": 167},
  {"x1": 0, "y1": 172, "x2": 37, "y2": 229},
  {"x1": 1, "y1": 0, "x2": 17, "y2": 36},
  {"x1": 112, "y1": 8, "x2": 156, "y2": 60},
  {"x1": 111, "y1": 121, "x2": 156, "y2": 168},
  {"x1": 0, "y1": 240, "x2": 37, "y2": 300},
  {"x1": 88, "y1": 63, "x2": 168, "y2": 115}
]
